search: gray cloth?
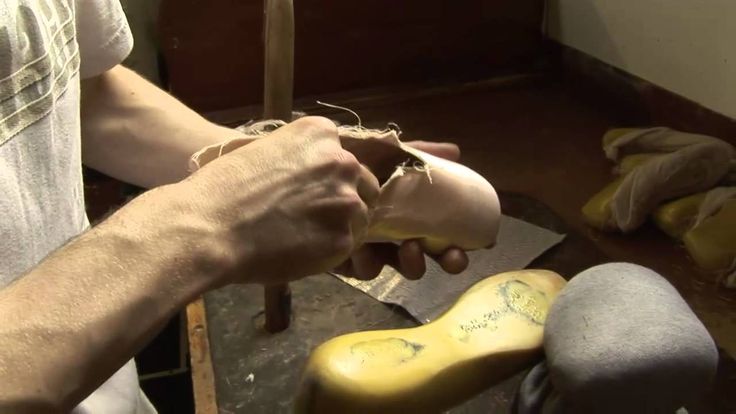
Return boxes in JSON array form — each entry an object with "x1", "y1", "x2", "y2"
[
  {"x1": 536, "y1": 263, "x2": 718, "y2": 413},
  {"x1": 516, "y1": 362, "x2": 557, "y2": 414},
  {"x1": 516, "y1": 361, "x2": 573, "y2": 414}
]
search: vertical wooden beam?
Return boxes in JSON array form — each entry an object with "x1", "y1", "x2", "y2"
[
  {"x1": 263, "y1": 0, "x2": 295, "y2": 333},
  {"x1": 263, "y1": 0, "x2": 294, "y2": 121},
  {"x1": 186, "y1": 298, "x2": 218, "y2": 414}
]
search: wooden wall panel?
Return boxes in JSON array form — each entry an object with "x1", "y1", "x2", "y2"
[
  {"x1": 158, "y1": 0, "x2": 544, "y2": 112},
  {"x1": 552, "y1": 43, "x2": 736, "y2": 145}
]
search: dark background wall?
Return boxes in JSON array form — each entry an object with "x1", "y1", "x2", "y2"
[{"x1": 157, "y1": 0, "x2": 545, "y2": 112}]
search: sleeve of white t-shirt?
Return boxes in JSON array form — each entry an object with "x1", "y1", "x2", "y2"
[{"x1": 75, "y1": 0, "x2": 134, "y2": 79}]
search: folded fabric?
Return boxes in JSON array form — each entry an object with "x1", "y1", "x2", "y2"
[
  {"x1": 615, "y1": 153, "x2": 663, "y2": 175},
  {"x1": 583, "y1": 127, "x2": 734, "y2": 232},
  {"x1": 515, "y1": 362, "x2": 561, "y2": 414},
  {"x1": 603, "y1": 127, "x2": 734, "y2": 160},
  {"x1": 522, "y1": 263, "x2": 719, "y2": 413}
]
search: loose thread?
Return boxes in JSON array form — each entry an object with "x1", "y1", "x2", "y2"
[{"x1": 316, "y1": 100, "x2": 363, "y2": 127}]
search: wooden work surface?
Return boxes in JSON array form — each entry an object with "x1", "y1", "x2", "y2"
[{"x1": 187, "y1": 78, "x2": 736, "y2": 413}]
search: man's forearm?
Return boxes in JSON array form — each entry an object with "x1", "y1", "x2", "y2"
[
  {"x1": 80, "y1": 65, "x2": 247, "y2": 188},
  {"x1": 0, "y1": 184, "x2": 220, "y2": 412},
  {"x1": 0, "y1": 115, "x2": 389, "y2": 411}
]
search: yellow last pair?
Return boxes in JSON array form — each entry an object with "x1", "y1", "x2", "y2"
[{"x1": 295, "y1": 270, "x2": 566, "y2": 414}]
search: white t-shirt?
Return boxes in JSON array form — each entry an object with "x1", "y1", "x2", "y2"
[{"x1": 0, "y1": 0, "x2": 154, "y2": 412}]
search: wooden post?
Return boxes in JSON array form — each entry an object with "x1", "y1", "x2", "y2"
[
  {"x1": 264, "y1": 0, "x2": 294, "y2": 121},
  {"x1": 263, "y1": 0, "x2": 295, "y2": 333}
]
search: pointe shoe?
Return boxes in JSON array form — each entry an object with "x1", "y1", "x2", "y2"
[
  {"x1": 337, "y1": 127, "x2": 500, "y2": 253},
  {"x1": 294, "y1": 270, "x2": 567, "y2": 414},
  {"x1": 190, "y1": 121, "x2": 501, "y2": 254}
]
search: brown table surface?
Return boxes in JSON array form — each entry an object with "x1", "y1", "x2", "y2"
[{"x1": 187, "y1": 77, "x2": 736, "y2": 413}]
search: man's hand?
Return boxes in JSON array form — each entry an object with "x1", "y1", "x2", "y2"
[
  {"x1": 335, "y1": 139, "x2": 470, "y2": 280},
  {"x1": 183, "y1": 124, "x2": 469, "y2": 283},
  {"x1": 180, "y1": 116, "x2": 380, "y2": 285}
]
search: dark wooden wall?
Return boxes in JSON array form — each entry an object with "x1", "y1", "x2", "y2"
[
  {"x1": 158, "y1": 0, "x2": 545, "y2": 113},
  {"x1": 550, "y1": 44, "x2": 736, "y2": 145}
]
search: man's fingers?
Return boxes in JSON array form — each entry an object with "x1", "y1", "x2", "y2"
[
  {"x1": 351, "y1": 240, "x2": 426, "y2": 280},
  {"x1": 404, "y1": 141, "x2": 461, "y2": 162},
  {"x1": 398, "y1": 241, "x2": 468, "y2": 278},
  {"x1": 356, "y1": 163, "x2": 380, "y2": 209},
  {"x1": 347, "y1": 245, "x2": 386, "y2": 280},
  {"x1": 345, "y1": 164, "x2": 377, "y2": 242},
  {"x1": 335, "y1": 241, "x2": 467, "y2": 282},
  {"x1": 334, "y1": 243, "x2": 398, "y2": 280},
  {"x1": 435, "y1": 248, "x2": 469, "y2": 274},
  {"x1": 398, "y1": 240, "x2": 426, "y2": 280}
]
